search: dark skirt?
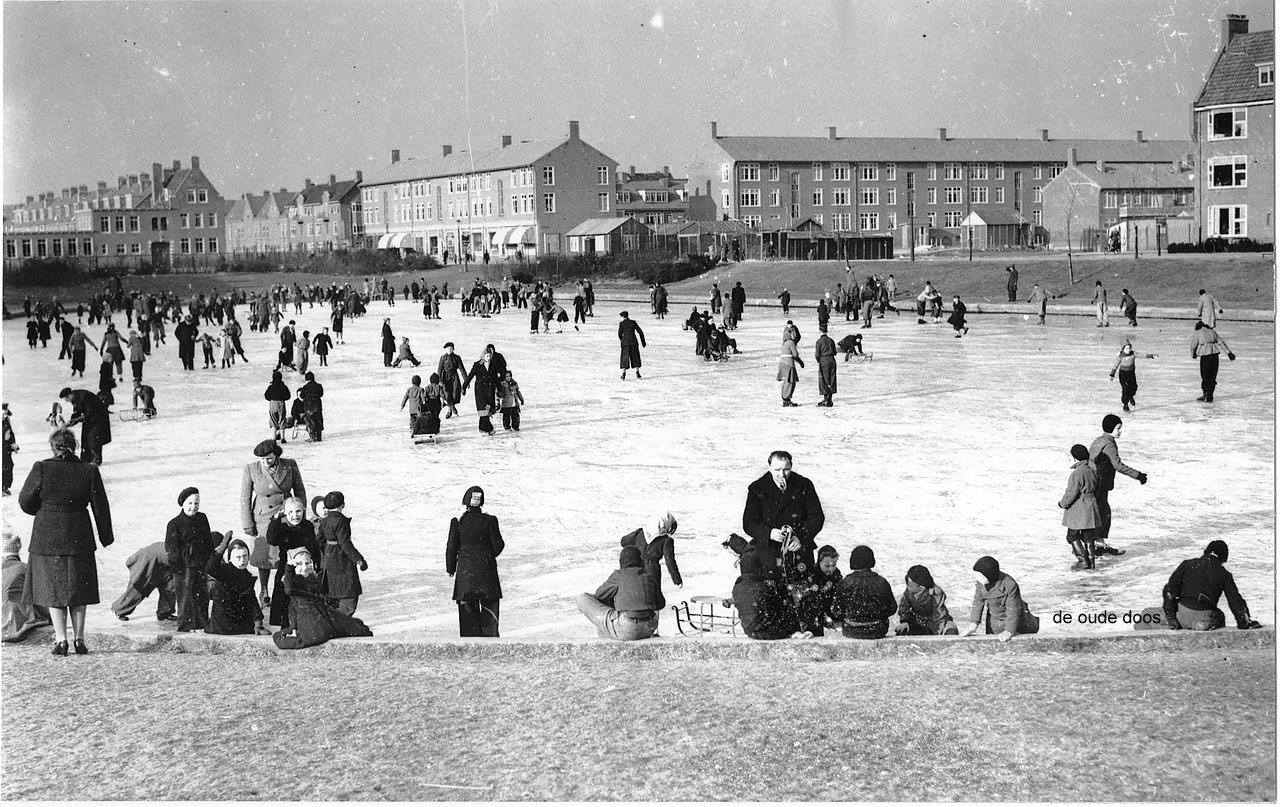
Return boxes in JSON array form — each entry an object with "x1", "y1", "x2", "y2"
[
  {"x1": 620, "y1": 345, "x2": 642, "y2": 369},
  {"x1": 25, "y1": 553, "x2": 99, "y2": 607}
]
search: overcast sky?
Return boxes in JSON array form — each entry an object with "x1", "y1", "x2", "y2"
[{"x1": 3, "y1": 0, "x2": 1274, "y2": 204}]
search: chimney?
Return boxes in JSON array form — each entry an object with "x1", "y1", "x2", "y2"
[
  {"x1": 568, "y1": 120, "x2": 580, "y2": 140},
  {"x1": 828, "y1": 126, "x2": 837, "y2": 140},
  {"x1": 116, "y1": 176, "x2": 127, "y2": 189},
  {"x1": 329, "y1": 174, "x2": 336, "y2": 186},
  {"x1": 936, "y1": 127, "x2": 947, "y2": 141},
  {"x1": 1066, "y1": 147, "x2": 1078, "y2": 167},
  {"x1": 1096, "y1": 159, "x2": 1106, "y2": 172},
  {"x1": 710, "y1": 121, "x2": 718, "y2": 139},
  {"x1": 1135, "y1": 130, "x2": 1144, "y2": 142},
  {"x1": 305, "y1": 178, "x2": 314, "y2": 188},
  {"x1": 78, "y1": 184, "x2": 88, "y2": 195},
  {"x1": 97, "y1": 181, "x2": 107, "y2": 190},
  {"x1": 127, "y1": 174, "x2": 138, "y2": 186},
  {"x1": 152, "y1": 162, "x2": 163, "y2": 191},
  {"x1": 172, "y1": 160, "x2": 181, "y2": 171},
  {"x1": 1040, "y1": 129, "x2": 1050, "y2": 141},
  {"x1": 629, "y1": 165, "x2": 636, "y2": 177},
  {"x1": 355, "y1": 170, "x2": 363, "y2": 183},
  {"x1": 263, "y1": 190, "x2": 271, "y2": 198},
  {"x1": 163, "y1": 169, "x2": 174, "y2": 184},
  {"x1": 441, "y1": 145, "x2": 451, "y2": 158},
  {"x1": 501, "y1": 134, "x2": 512, "y2": 148},
  {"x1": 391, "y1": 149, "x2": 401, "y2": 164},
  {"x1": 190, "y1": 156, "x2": 200, "y2": 170},
  {"x1": 1223, "y1": 14, "x2": 1249, "y2": 45},
  {"x1": 662, "y1": 165, "x2": 670, "y2": 176},
  {"x1": 140, "y1": 173, "x2": 151, "y2": 186},
  {"x1": 279, "y1": 188, "x2": 288, "y2": 194},
  {"x1": 61, "y1": 188, "x2": 70, "y2": 198}
]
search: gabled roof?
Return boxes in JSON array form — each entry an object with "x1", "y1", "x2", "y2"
[
  {"x1": 364, "y1": 138, "x2": 565, "y2": 185},
  {"x1": 713, "y1": 135, "x2": 1194, "y2": 164},
  {"x1": 565, "y1": 216, "x2": 651, "y2": 237},
  {"x1": 226, "y1": 198, "x2": 251, "y2": 221},
  {"x1": 962, "y1": 205, "x2": 1027, "y2": 226},
  {"x1": 1056, "y1": 163, "x2": 1194, "y2": 190},
  {"x1": 676, "y1": 219, "x2": 755, "y2": 236},
  {"x1": 300, "y1": 180, "x2": 359, "y2": 205},
  {"x1": 1195, "y1": 30, "x2": 1275, "y2": 108}
]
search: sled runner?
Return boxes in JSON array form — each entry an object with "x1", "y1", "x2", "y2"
[{"x1": 672, "y1": 595, "x2": 739, "y2": 636}]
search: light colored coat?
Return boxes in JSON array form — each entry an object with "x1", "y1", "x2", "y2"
[
  {"x1": 1059, "y1": 460, "x2": 1102, "y2": 529},
  {"x1": 240, "y1": 458, "x2": 307, "y2": 537}
]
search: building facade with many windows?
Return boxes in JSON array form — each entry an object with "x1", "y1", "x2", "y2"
[
  {"x1": 704, "y1": 123, "x2": 1193, "y2": 248},
  {"x1": 1192, "y1": 14, "x2": 1274, "y2": 243},
  {"x1": 360, "y1": 121, "x2": 617, "y2": 259},
  {"x1": 614, "y1": 166, "x2": 716, "y2": 225}
]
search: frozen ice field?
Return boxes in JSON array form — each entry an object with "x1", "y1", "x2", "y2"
[{"x1": 2, "y1": 293, "x2": 1274, "y2": 639}]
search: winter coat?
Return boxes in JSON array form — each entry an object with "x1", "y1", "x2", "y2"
[
  {"x1": 203, "y1": 552, "x2": 260, "y2": 635},
  {"x1": 619, "y1": 528, "x2": 681, "y2": 610},
  {"x1": 463, "y1": 360, "x2": 499, "y2": 413},
  {"x1": 312, "y1": 333, "x2": 331, "y2": 355},
  {"x1": 732, "y1": 576, "x2": 798, "y2": 639},
  {"x1": 1058, "y1": 460, "x2": 1102, "y2": 529},
  {"x1": 593, "y1": 566, "x2": 660, "y2": 614},
  {"x1": 380, "y1": 323, "x2": 395, "y2": 354},
  {"x1": 239, "y1": 458, "x2": 307, "y2": 537},
  {"x1": 19, "y1": 455, "x2": 114, "y2": 556},
  {"x1": 446, "y1": 509, "x2": 505, "y2": 601},
  {"x1": 1088, "y1": 433, "x2": 1140, "y2": 490},
  {"x1": 742, "y1": 470, "x2": 825, "y2": 575},
  {"x1": 618, "y1": 318, "x2": 647, "y2": 348},
  {"x1": 776, "y1": 338, "x2": 802, "y2": 383},
  {"x1": 299, "y1": 380, "x2": 324, "y2": 414},
  {"x1": 164, "y1": 510, "x2": 214, "y2": 571},
  {"x1": 273, "y1": 566, "x2": 373, "y2": 649},
  {"x1": 66, "y1": 389, "x2": 112, "y2": 447},
  {"x1": 897, "y1": 584, "x2": 958, "y2": 635},
  {"x1": 318, "y1": 511, "x2": 365, "y2": 598},
  {"x1": 1163, "y1": 555, "x2": 1251, "y2": 626},
  {"x1": 831, "y1": 569, "x2": 896, "y2": 628},
  {"x1": 1191, "y1": 327, "x2": 1231, "y2": 358},
  {"x1": 968, "y1": 573, "x2": 1038, "y2": 636},
  {"x1": 128, "y1": 335, "x2": 146, "y2": 362}
]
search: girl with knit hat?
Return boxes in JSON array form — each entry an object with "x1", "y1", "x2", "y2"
[
  {"x1": 1108, "y1": 340, "x2": 1157, "y2": 412},
  {"x1": 894, "y1": 565, "x2": 958, "y2": 636},
  {"x1": 165, "y1": 487, "x2": 214, "y2": 633},
  {"x1": 961, "y1": 556, "x2": 1039, "y2": 641}
]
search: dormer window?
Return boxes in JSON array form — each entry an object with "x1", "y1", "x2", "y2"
[{"x1": 1259, "y1": 63, "x2": 1274, "y2": 86}]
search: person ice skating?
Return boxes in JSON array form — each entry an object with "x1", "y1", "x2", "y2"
[
  {"x1": 1089, "y1": 414, "x2": 1145, "y2": 557},
  {"x1": 380, "y1": 318, "x2": 395, "y2": 367},
  {"x1": 1026, "y1": 283, "x2": 1063, "y2": 326},
  {"x1": 462, "y1": 348, "x2": 500, "y2": 434},
  {"x1": 739, "y1": 450, "x2": 825, "y2": 591},
  {"x1": 731, "y1": 281, "x2": 746, "y2": 323},
  {"x1": 710, "y1": 282, "x2": 722, "y2": 314},
  {"x1": 1196, "y1": 289, "x2": 1224, "y2": 328},
  {"x1": 795, "y1": 545, "x2": 842, "y2": 637},
  {"x1": 401, "y1": 375, "x2": 427, "y2": 436},
  {"x1": 1191, "y1": 321, "x2": 1235, "y2": 403},
  {"x1": 816, "y1": 298, "x2": 830, "y2": 332},
  {"x1": 165, "y1": 486, "x2": 215, "y2": 633},
  {"x1": 265, "y1": 497, "x2": 323, "y2": 628},
  {"x1": 313, "y1": 327, "x2": 331, "y2": 367},
  {"x1": 1005, "y1": 265, "x2": 1019, "y2": 302},
  {"x1": 97, "y1": 358, "x2": 117, "y2": 408},
  {"x1": 1109, "y1": 341, "x2": 1156, "y2": 412},
  {"x1": 127, "y1": 329, "x2": 146, "y2": 381},
  {"x1": 1162, "y1": 540, "x2": 1261, "y2": 631},
  {"x1": 264, "y1": 371, "x2": 292, "y2": 443},
  {"x1": 203, "y1": 532, "x2": 268, "y2": 635},
  {"x1": 422, "y1": 374, "x2": 445, "y2": 437},
  {"x1": 446, "y1": 485, "x2": 504, "y2": 637},
  {"x1": 3, "y1": 534, "x2": 53, "y2": 642},
  {"x1": 814, "y1": 326, "x2": 837, "y2": 407},
  {"x1": 437, "y1": 343, "x2": 466, "y2": 418},
  {"x1": 294, "y1": 330, "x2": 310, "y2": 375},
  {"x1": 778, "y1": 288, "x2": 791, "y2": 314},
  {"x1": 777, "y1": 331, "x2": 804, "y2": 407},
  {"x1": 18, "y1": 428, "x2": 114, "y2": 656},
  {"x1": 242, "y1": 439, "x2": 307, "y2": 607},
  {"x1": 1059, "y1": 445, "x2": 1102, "y2": 570},
  {"x1": 26, "y1": 318, "x2": 39, "y2": 350},
  {"x1": 199, "y1": 330, "x2": 218, "y2": 369},
  {"x1": 732, "y1": 550, "x2": 801, "y2": 640},
  {"x1": 722, "y1": 291, "x2": 736, "y2": 330},
  {"x1": 226, "y1": 316, "x2": 249, "y2": 361},
  {"x1": 219, "y1": 326, "x2": 237, "y2": 368},
  {"x1": 100, "y1": 322, "x2": 125, "y2": 379},
  {"x1": 829, "y1": 545, "x2": 896, "y2": 639},
  {"x1": 894, "y1": 565, "x2": 959, "y2": 636},
  {"x1": 298, "y1": 372, "x2": 324, "y2": 442},
  {"x1": 2, "y1": 404, "x2": 16, "y2": 496},
  {"x1": 1119, "y1": 288, "x2": 1138, "y2": 327},
  {"x1": 271, "y1": 550, "x2": 372, "y2": 650},
  {"x1": 915, "y1": 281, "x2": 936, "y2": 324},
  {"x1": 860, "y1": 278, "x2": 877, "y2": 328},
  {"x1": 948, "y1": 295, "x2": 969, "y2": 337},
  {"x1": 110, "y1": 541, "x2": 175, "y2": 622},
  {"x1": 278, "y1": 320, "x2": 297, "y2": 370},
  {"x1": 619, "y1": 511, "x2": 682, "y2": 616},
  {"x1": 330, "y1": 305, "x2": 345, "y2": 345},
  {"x1": 576, "y1": 546, "x2": 660, "y2": 641},
  {"x1": 60, "y1": 387, "x2": 111, "y2": 465},
  {"x1": 960, "y1": 556, "x2": 1039, "y2": 642},
  {"x1": 68, "y1": 326, "x2": 96, "y2": 378},
  {"x1": 317, "y1": 491, "x2": 366, "y2": 615},
  {"x1": 392, "y1": 337, "x2": 421, "y2": 368},
  {"x1": 497, "y1": 370, "x2": 525, "y2": 431},
  {"x1": 1091, "y1": 280, "x2": 1110, "y2": 327},
  {"x1": 618, "y1": 311, "x2": 647, "y2": 380}
]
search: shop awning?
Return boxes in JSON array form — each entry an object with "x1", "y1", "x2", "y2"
[
  {"x1": 390, "y1": 232, "x2": 416, "y2": 249},
  {"x1": 376, "y1": 233, "x2": 395, "y2": 249},
  {"x1": 492, "y1": 227, "x2": 513, "y2": 247},
  {"x1": 517, "y1": 225, "x2": 536, "y2": 245}
]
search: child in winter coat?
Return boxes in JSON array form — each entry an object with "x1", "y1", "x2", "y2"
[
  {"x1": 220, "y1": 328, "x2": 237, "y2": 368},
  {"x1": 894, "y1": 565, "x2": 958, "y2": 635},
  {"x1": 422, "y1": 374, "x2": 445, "y2": 436},
  {"x1": 1109, "y1": 340, "x2": 1156, "y2": 412},
  {"x1": 199, "y1": 331, "x2": 218, "y2": 368},
  {"x1": 317, "y1": 491, "x2": 367, "y2": 615},
  {"x1": 497, "y1": 371, "x2": 525, "y2": 431},
  {"x1": 393, "y1": 337, "x2": 421, "y2": 368},
  {"x1": 796, "y1": 545, "x2": 842, "y2": 636}
]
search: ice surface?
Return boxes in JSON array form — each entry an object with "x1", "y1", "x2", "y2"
[{"x1": 2, "y1": 295, "x2": 1273, "y2": 639}]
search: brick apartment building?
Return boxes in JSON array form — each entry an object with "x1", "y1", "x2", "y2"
[{"x1": 614, "y1": 166, "x2": 715, "y2": 225}]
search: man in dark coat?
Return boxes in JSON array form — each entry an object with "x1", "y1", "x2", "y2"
[
  {"x1": 379, "y1": 319, "x2": 395, "y2": 367},
  {"x1": 57, "y1": 317, "x2": 75, "y2": 360},
  {"x1": 740, "y1": 450, "x2": 825, "y2": 586},
  {"x1": 814, "y1": 326, "x2": 837, "y2": 407},
  {"x1": 173, "y1": 316, "x2": 197, "y2": 371},
  {"x1": 830, "y1": 545, "x2": 896, "y2": 638},
  {"x1": 110, "y1": 541, "x2": 176, "y2": 621},
  {"x1": 575, "y1": 546, "x2": 660, "y2": 640},
  {"x1": 60, "y1": 387, "x2": 111, "y2": 465},
  {"x1": 1163, "y1": 540, "x2": 1261, "y2": 631},
  {"x1": 618, "y1": 311, "x2": 647, "y2": 380},
  {"x1": 732, "y1": 550, "x2": 800, "y2": 640},
  {"x1": 1005, "y1": 265, "x2": 1018, "y2": 302},
  {"x1": 298, "y1": 372, "x2": 324, "y2": 442},
  {"x1": 730, "y1": 281, "x2": 746, "y2": 321},
  {"x1": 445, "y1": 485, "x2": 505, "y2": 637}
]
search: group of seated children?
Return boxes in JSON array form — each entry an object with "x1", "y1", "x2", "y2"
[{"x1": 683, "y1": 307, "x2": 741, "y2": 362}]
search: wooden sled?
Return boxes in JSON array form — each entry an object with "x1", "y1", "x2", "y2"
[{"x1": 672, "y1": 595, "x2": 739, "y2": 636}]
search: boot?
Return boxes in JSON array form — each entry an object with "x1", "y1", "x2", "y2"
[
  {"x1": 1069, "y1": 540, "x2": 1088, "y2": 570},
  {"x1": 1083, "y1": 541, "x2": 1096, "y2": 569}
]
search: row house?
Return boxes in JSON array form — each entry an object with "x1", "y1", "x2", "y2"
[
  {"x1": 225, "y1": 189, "x2": 298, "y2": 254},
  {"x1": 614, "y1": 166, "x2": 716, "y2": 225},
  {"x1": 1192, "y1": 14, "x2": 1274, "y2": 243},
  {"x1": 287, "y1": 173, "x2": 364, "y2": 252},
  {"x1": 360, "y1": 120, "x2": 617, "y2": 259},
  {"x1": 705, "y1": 122, "x2": 1194, "y2": 248},
  {"x1": 4, "y1": 157, "x2": 226, "y2": 266}
]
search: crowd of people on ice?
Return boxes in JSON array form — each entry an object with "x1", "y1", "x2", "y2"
[{"x1": 0, "y1": 266, "x2": 1263, "y2": 652}]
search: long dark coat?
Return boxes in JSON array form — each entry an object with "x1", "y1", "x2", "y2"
[
  {"x1": 318, "y1": 512, "x2": 365, "y2": 598},
  {"x1": 380, "y1": 323, "x2": 395, "y2": 355},
  {"x1": 437, "y1": 353, "x2": 466, "y2": 403},
  {"x1": 164, "y1": 511, "x2": 214, "y2": 571},
  {"x1": 463, "y1": 360, "x2": 499, "y2": 413},
  {"x1": 272, "y1": 566, "x2": 372, "y2": 649},
  {"x1": 203, "y1": 552, "x2": 260, "y2": 635},
  {"x1": 742, "y1": 470, "x2": 825, "y2": 579},
  {"x1": 445, "y1": 509, "x2": 505, "y2": 601},
  {"x1": 19, "y1": 455, "x2": 114, "y2": 555},
  {"x1": 266, "y1": 517, "x2": 323, "y2": 625},
  {"x1": 67, "y1": 389, "x2": 111, "y2": 450}
]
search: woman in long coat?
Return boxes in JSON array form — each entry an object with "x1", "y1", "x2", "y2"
[
  {"x1": 265, "y1": 496, "x2": 322, "y2": 627},
  {"x1": 777, "y1": 334, "x2": 804, "y2": 407},
  {"x1": 445, "y1": 485, "x2": 505, "y2": 637},
  {"x1": 461, "y1": 350, "x2": 500, "y2": 434},
  {"x1": 241, "y1": 439, "x2": 307, "y2": 606},
  {"x1": 18, "y1": 428, "x2": 113, "y2": 655},
  {"x1": 380, "y1": 319, "x2": 395, "y2": 367}
]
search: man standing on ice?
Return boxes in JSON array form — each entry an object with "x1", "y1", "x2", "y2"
[
  {"x1": 618, "y1": 311, "x2": 647, "y2": 380},
  {"x1": 1088, "y1": 414, "x2": 1146, "y2": 557},
  {"x1": 740, "y1": 450, "x2": 826, "y2": 588},
  {"x1": 1196, "y1": 289, "x2": 1224, "y2": 328}
]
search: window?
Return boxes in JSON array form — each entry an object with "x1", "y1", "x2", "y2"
[
  {"x1": 114, "y1": 215, "x2": 125, "y2": 232},
  {"x1": 180, "y1": 238, "x2": 190, "y2": 254},
  {"x1": 804, "y1": 163, "x2": 819, "y2": 181},
  {"x1": 722, "y1": 191, "x2": 732, "y2": 210},
  {"x1": 886, "y1": 212, "x2": 897, "y2": 229},
  {"x1": 884, "y1": 163, "x2": 896, "y2": 180},
  {"x1": 995, "y1": 164, "x2": 1005, "y2": 180},
  {"x1": 768, "y1": 163, "x2": 779, "y2": 181},
  {"x1": 542, "y1": 166, "x2": 555, "y2": 186},
  {"x1": 194, "y1": 238, "x2": 204, "y2": 254},
  {"x1": 542, "y1": 193, "x2": 556, "y2": 213},
  {"x1": 187, "y1": 190, "x2": 197, "y2": 203},
  {"x1": 1034, "y1": 164, "x2": 1043, "y2": 179},
  {"x1": 927, "y1": 212, "x2": 936, "y2": 227},
  {"x1": 4, "y1": 241, "x2": 14, "y2": 259},
  {"x1": 944, "y1": 210, "x2": 963, "y2": 227},
  {"x1": 858, "y1": 213, "x2": 879, "y2": 230},
  {"x1": 739, "y1": 163, "x2": 760, "y2": 181},
  {"x1": 769, "y1": 189, "x2": 781, "y2": 207},
  {"x1": 739, "y1": 189, "x2": 761, "y2": 207},
  {"x1": 1033, "y1": 210, "x2": 1043, "y2": 226},
  {"x1": 1260, "y1": 63, "x2": 1274, "y2": 86},
  {"x1": 67, "y1": 239, "x2": 76, "y2": 257},
  {"x1": 860, "y1": 187, "x2": 879, "y2": 206},
  {"x1": 885, "y1": 188, "x2": 897, "y2": 206},
  {"x1": 811, "y1": 189, "x2": 823, "y2": 207},
  {"x1": 860, "y1": 164, "x2": 878, "y2": 181},
  {"x1": 970, "y1": 163, "x2": 988, "y2": 180},
  {"x1": 198, "y1": 189, "x2": 208, "y2": 203},
  {"x1": 811, "y1": 213, "x2": 823, "y2": 226},
  {"x1": 193, "y1": 213, "x2": 202, "y2": 228},
  {"x1": 970, "y1": 186, "x2": 988, "y2": 204},
  {"x1": 180, "y1": 213, "x2": 189, "y2": 228},
  {"x1": 1208, "y1": 205, "x2": 1247, "y2": 236},
  {"x1": 128, "y1": 215, "x2": 139, "y2": 232},
  {"x1": 945, "y1": 186, "x2": 963, "y2": 204},
  {"x1": 741, "y1": 215, "x2": 761, "y2": 227},
  {"x1": 597, "y1": 166, "x2": 610, "y2": 185},
  {"x1": 208, "y1": 237, "x2": 218, "y2": 252},
  {"x1": 994, "y1": 187, "x2": 1005, "y2": 204},
  {"x1": 598, "y1": 193, "x2": 610, "y2": 212},
  {"x1": 83, "y1": 239, "x2": 92, "y2": 254},
  {"x1": 832, "y1": 188, "x2": 850, "y2": 206},
  {"x1": 37, "y1": 239, "x2": 47, "y2": 258},
  {"x1": 151, "y1": 216, "x2": 160, "y2": 231},
  {"x1": 944, "y1": 163, "x2": 962, "y2": 180},
  {"x1": 208, "y1": 213, "x2": 217, "y2": 228},
  {"x1": 928, "y1": 163, "x2": 937, "y2": 180},
  {"x1": 1210, "y1": 156, "x2": 1248, "y2": 188},
  {"x1": 721, "y1": 163, "x2": 731, "y2": 183},
  {"x1": 130, "y1": 242, "x2": 141, "y2": 254},
  {"x1": 100, "y1": 244, "x2": 109, "y2": 255},
  {"x1": 832, "y1": 212, "x2": 851, "y2": 230},
  {"x1": 99, "y1": 216, "x2": 110, "y2": 232},
  {"x1": 1049, "y1": 164, "x2": 1063, "y2": 179},
  {"x1": 927, "y1": 188, "x2": 937, "y2": 205},
  {"x1": 1033, "y1": 186, "x2": 1043, "y2": 203},
  {"x1": 831, "y1": 163, "x2": 849, "y2": 181},
  {"x1": 116, "y1": 243, "x2": 126, "y2": 255}
]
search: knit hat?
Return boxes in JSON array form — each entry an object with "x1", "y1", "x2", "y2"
[
  {"x1": 1102, "y1": 414, "x2": 1123, "y2": 434},
  {"x1": 443, "y1": 342, "x2": 455, "y2": 349},
  {"x1": 254, "y1": 439, "x2": 282, "y2": 458},
  {"x1": 462, "y1": 485, "x2": 484, "y2": 508},
  {"x1": 653, "y1": 511, "x2": 677, "y2": 537},
  {"x1": 227, "y1": 538, "x2": 250, "y2": 556},
  {"x1": 739, "y1": 550, "x2": 764, "y2": 579},
  {"x1": 1070, "y1": 444, "x2": 1090, "y2": 461},
  {"x1": 973, "y1": 556, "x2": 1001, "y2": 586},
  {"x1": 1, "y1": 533, "x2": 20, "y2": 556},
  {"x1": 905, "y1": 564, "x2": 935, "y2": 590},
  {"x1": 849, "y1": 545, "x2": 876, "y2": 570},
  {"x1": 323, "y1": 491, "x2": 345, "y2": 509},
  {"x1": 309, "y1": 495, "x2": 326, "y2": 519},
  {"x1": 619, "y1": 546, "x2": 643, "y2": 569},
  {"x1": 1205, "y1": 540, "x2": 1229, "y2": 563},
  {"x1": 177, "y1": 486, "x2": 199, "y2": 506}
]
